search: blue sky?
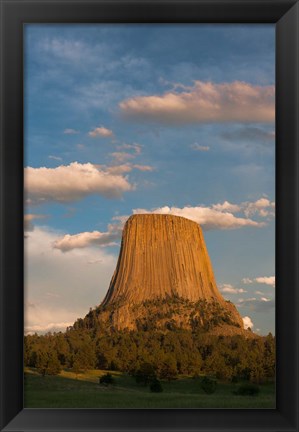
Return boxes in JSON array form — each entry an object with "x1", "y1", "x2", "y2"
[{"x1": 24, "y1": 24, "x2": 275, "y2": 335}]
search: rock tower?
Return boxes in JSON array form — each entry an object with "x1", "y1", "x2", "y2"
[{"x1": 98, "y1": 214, "x2": 244, "y2": 333}]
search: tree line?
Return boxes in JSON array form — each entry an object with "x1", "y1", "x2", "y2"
[{"x1": 24, "y1": 326, "x2": 275, "y2": 383}]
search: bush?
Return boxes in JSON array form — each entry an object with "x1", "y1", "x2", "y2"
[
  {"x1": 231, "y1": 375, "x2": 239, "y2": 384},
  {"x1": 234, "y1": 383, "x2": 260, "y2": 396},
  {"x1": 134, "y1": 362, "x2": 156, "y2": 386},
  {"x1": 150, "y1": 379, "x2": 163, "y2": 393},
  {"x1": 99, "y1": 373, "x2": 114, "y2": 386},
  {"x1": 201, "y1": 376, "x2": 217, "y2": 394}
]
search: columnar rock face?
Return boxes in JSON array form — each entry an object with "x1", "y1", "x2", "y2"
[
  {"x1": 103, "y1": 214, "x2": 224, "y2": 306},
  {"x1": 99, "y1": 214, "x2": 244, "y2": 332}
]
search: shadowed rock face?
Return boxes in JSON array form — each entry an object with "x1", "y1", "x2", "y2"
[{"x1": 100, "y1": 214, "x2": 244, "y2": 332}]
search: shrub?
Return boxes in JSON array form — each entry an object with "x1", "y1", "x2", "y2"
[
  {"x1": 150, "y1": 379, "x2": 163, "y2": 393},
  {"x1": 201, "y1": 376, "x2": 217, "y2": 394},
  {"x1": 234, "y1": 383, "x2": 260, "y2": 396},
  {"x1": 135, "y1": 362, "x2": 156, "y2": 386},
  {"x1": 231, "y1": 375, "x2": 239, "y2": 384},
  {"x1": 99, "y1": 373, "x2": 114, "y2": 386}
]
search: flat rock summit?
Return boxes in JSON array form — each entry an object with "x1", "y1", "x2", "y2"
[{"x1": 96, "y1": 214, "x2": 248, "y2": 335}]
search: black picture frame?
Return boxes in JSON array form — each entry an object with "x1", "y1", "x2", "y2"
[{"x1": 0, "y1": 0, "x2": 298, "y2": 431}]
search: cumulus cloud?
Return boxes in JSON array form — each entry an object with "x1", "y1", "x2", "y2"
[
  {"x1": 24, "y1": 162, "x2": 134, "y2": 204},
  {"x1": 88, "y1": 126, "x2": 113, "y2": 137},
  {"x1": 131, "y1": 197, "x2": 274, "y2": 230},
  {"x1": 53, "y1": 222, "x2": 123, "y2": 252},
  {"x1": 132, "y1": 205, "x2": 264, "y2": 230},
  {"x1": 212, "y1": 201, "x2": 241, "y2": 213},
  {"x1": 64, "y1": 128, "x2": 79, "y2": 135},
  {"x1": 25, "y1": 227, "x2": 117, "y2": 334},
  {"x1": 243, "y1": 316, "x2": 254, "y2": 330},
  {"x1": 243, "y1": 276, "x2": 275, "y2": 287},
  {"x1": 219, "y1": 284, "x2": 247, "y2": 294},
  {"x1": 243, "y1": 198, "x2": 275, "y2": 218},
  {"x1": 213, "y1": 198, "x2": 275, "y2": 220},
  {"x1": 119, "y1": 80, "x2": 275, "y2": 124},
  {"x1": 190, "y1": 143, "x2": 210, "y2": 152},
  {"x1": 255, "y1": 276, "x2": 275, "y2": 287}
]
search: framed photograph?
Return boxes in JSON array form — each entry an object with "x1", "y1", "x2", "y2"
[{"x1": 0, "y1": 0, "x2": 298, "y2": 431}]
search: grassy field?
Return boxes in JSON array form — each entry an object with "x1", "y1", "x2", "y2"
[{"x1": 24, "y1": 368, "x2": 276, "y2": 409}]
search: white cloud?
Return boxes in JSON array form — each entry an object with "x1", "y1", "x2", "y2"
[
  {"x1": 53, "y1": 222, "x2": 123, "y2": 252},
  {"x1": 132, "y1": 205, "x2": 265, "y2": 230},
  {"x1": 25, "y1": 162, "x2": 134, "y2": 203},
  {"x1": 190, "y1": 143, "x2": 210, "y2": 152},
  {"x1": 213, "y1": 198, "x2": 274, "y2": 219},
  {"x1": 64, "y1": 128, "x2": 79, "y2": 135},
  {"x1": 243, "y1": 316, "x2": 254, "y2": 330},
  {"x1": 212, "y1": 201, "x2": 241, "y2": 213},
  {"x1": 243, "y1": 198, "x2": 275, "y2": 218},
  {"x1": 130, "y1": 197, "x2": 274, "y2": 231},
  {"x1": 243, "y1": 276, "x2": 275, "y2": 287},
  {"x1": 119, "y1": 80, "x2": 275, "y2": 124},
  {"x1": 255, "y1": 276, "x2": 275, "y2": 287},
  {"x1": 88, "y1": 126, "x2": 113, "y2": 137},
  {"x1": 219, "y1": 284, "x2": 247, "y2": 294},
  {"x1": 25, "y1": 227, "x2": 117, "y2": 334},
  {"x1": 48, "y1": 155, "x2": 62, "y2": 161}
]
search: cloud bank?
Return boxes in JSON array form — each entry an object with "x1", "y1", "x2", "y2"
[
  {"x1": 25, "y1": 227, "x2": 116, "y2": 334},
  {"x1": 52, "y1": 196, "x2": 274, "y2": 252},
  {"x1": 132, "y1": 205, "x2": 265, "y2": 230},
  {"x1": 119, "y1": 80, "x2": 275, "y2": 124},
  {"x1": 25, "y1": 162, "x2": 134, "y2": 204}
]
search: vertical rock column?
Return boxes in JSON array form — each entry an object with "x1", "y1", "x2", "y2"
[{"x1": 102, "y1": 214, "x2": 225, "y2": 307}]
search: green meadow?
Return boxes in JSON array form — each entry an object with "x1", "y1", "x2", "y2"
[{"x1": 24, "y1": 368, "x2": 275, "y2": 409}]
